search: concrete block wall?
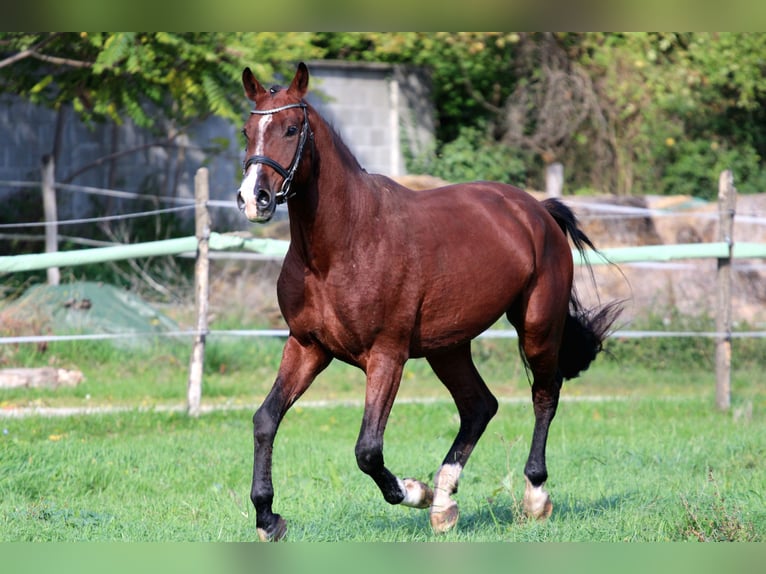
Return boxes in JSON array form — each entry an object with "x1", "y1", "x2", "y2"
[
  {"x1": 0, "y1": 60, "x2": 434, "y2": 230},
  {"x1": 309, "y1": 61, "x2": 401, "y2": 176},
  {"x1": 309, "y1": 61, "x2": 435, "y2": 178}
]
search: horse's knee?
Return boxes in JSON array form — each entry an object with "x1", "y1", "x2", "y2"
[
  {"x1": 462, "y1": 395, "x2": 498, "y2": 438},
  {"x1": 354, "y1": 438, "x2": 383, "y2": 475}
]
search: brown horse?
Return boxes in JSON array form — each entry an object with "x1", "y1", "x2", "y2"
[{"x1": 236, "y1": 62, "x2": 621, "y2": 541}]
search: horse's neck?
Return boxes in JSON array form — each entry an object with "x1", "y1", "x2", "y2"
[{"x1": 287, "y1": 128, "x2": 375, "y2": 269}]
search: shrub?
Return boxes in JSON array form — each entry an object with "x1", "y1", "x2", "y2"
[
  {"x1": 407, "y1": 123, "x2": 529, "y2": 186},
  {"x1": 659, "y1": 139, "x2": 766, "y2": 199}
]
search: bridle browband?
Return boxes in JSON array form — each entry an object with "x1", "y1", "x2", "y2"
[{"x1": 244, "y1": 102, "x2": 313, "y2": 204}]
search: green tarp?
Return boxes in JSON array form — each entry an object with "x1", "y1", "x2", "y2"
[{"x1": 3, "y1": 281, "x2": 179, "y2": 347}]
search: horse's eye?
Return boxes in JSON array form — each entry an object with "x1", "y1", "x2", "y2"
[{"x1": 286, "y1": 126, "x2": 298, "y2": 137}]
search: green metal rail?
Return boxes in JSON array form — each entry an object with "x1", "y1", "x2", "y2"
[{"x1": 2, "y1": 233, "x2": 765, "y2": 274}]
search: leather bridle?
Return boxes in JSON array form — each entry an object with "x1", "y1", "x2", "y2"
[{"x1": 243, "y1": 102, "x2": 313, "y2": 204}]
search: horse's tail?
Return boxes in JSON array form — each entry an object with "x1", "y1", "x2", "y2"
[{"x1": 542, "y1": 198, "x2": 623, "y2": 380}]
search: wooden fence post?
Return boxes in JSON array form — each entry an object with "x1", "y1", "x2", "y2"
[
  {"x1": 187, "y1": 167, "x2": 210, "y2": 417},
  {"x1": 41, "y1": 154, "x2": 60, "y2": 285},
  {"x1": 715, "y1": 170, "x2": 736, "y2": 411},
  {"x1": 545, "y1": 162, "x2": 564, "y2": 198}
]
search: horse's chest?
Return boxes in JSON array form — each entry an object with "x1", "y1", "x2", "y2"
[{"x1": 278, "y1": 270, "x2": 384, "y2": 360}]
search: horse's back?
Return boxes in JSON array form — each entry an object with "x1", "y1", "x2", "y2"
[{"x1": 404, "y1": 180, "x2": 566, "y2": 269}]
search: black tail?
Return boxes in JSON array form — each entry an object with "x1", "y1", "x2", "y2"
[{"x1": 542, "y1": 198, "x2": 623, "y2": 380}]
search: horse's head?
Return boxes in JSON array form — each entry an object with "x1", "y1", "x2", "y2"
[{"x1": 237, "y1": 62, "x2": 312, "y2": 223}]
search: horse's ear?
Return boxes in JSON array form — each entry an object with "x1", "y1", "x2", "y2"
[
  {"x1": 242, "y1": 67, "x2": 267, "y2": 102},
  {"x1": 288, "y1": 62, "x2": 309, "y2": 99}
]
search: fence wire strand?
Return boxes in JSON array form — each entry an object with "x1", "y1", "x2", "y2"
[
  {"x1": 3, "y1": 328, "x2": 766, "y2": 346},
  {"x1": 0, "y1": 204, "x2": 196, "y2": 230},
  {"x1": 2, "y1": 178, "x2": 766, "y2": 348}
]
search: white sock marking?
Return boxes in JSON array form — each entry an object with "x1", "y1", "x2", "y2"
[
  {"x1": 432, "y1": 463, "x2": 462, "y2": 510},
  {"x1": 399, "y1": 478, "x2": 428, "y2": 507}
]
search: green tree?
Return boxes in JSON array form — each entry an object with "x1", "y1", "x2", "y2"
[
  {"x1": 314, "y1": 32, "x2": 533, "y2": 184},
  {"x1": 583, "y1": 32, "x2": 766, "y2": 197},
  {"x1": 5, "y1": 32, "x2": 765, "y2": 197},
  {"x1": 0, "y1": 33, "x2": 321, "y2": 176},
  {"x1": 316, "y1": 32, "x2": 766, "y2": 197},
  {"x1": 314, "y1": 32, "x2": 520, "y2": 143}
]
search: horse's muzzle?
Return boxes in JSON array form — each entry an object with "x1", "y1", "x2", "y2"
[{"x1": 236, "y1": 187, "x2": 276, "y2": 223}]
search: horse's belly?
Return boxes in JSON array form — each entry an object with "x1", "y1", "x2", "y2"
[
  {"x1": 410, "y1": 307, "x2": 507, "y2": 355},
  {"x1": 411, "y1": 270, "x2": 522, "y2": 356}
]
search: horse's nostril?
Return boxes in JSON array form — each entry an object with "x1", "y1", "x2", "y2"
[
  {"x1": 236, "y1": 191, "x2": 245, "y2": 211},
  {"x1": 257, "y1": 189, "x2": 272, "y2": 208}
]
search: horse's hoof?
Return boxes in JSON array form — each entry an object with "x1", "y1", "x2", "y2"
[
  {"x1": 430, "y1": 501, "x2": 459, "y2": 533},
  {"x1": 402, "y1": 478, "x2": 434, "y2": 509},
  {"x1": 523, "y1": 478, "x2": 553, "y2": 520},
  {"x1": 256, "y1": 516, "x2": 287, "y2": 541}
]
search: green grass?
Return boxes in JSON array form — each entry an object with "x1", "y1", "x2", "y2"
[
  {"x1": 3, "y1": 331, "x2": 765, "y2": 410},
  {"x1": 1, "y1": 309, "x2": 764, "y2": 541},
  {"x1": 1, "y1": 396, "x2": 763, "y2": 542}
]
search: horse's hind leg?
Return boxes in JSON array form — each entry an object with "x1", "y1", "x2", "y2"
[
  {"x1": 426, "y1": 343, "x2": 499, "y2": 533},
  {"x1": 511, "y1": 301, "x2": 567, "y2": 520},
  {"x1": 523, "y1": 368, "x2": 562, "y2": 519}
]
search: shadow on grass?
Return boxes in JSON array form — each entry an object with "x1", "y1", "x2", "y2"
[{"x1": 337, "y1": 490, "x2": 635, "y2": 541}]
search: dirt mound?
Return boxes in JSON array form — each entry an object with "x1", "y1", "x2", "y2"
[
  {"x1": 567, "y1": 193, "x2": 766, "y2": 326},
  {"x1": 208, "y1": 192, "x2": 766, "y2": 329}
]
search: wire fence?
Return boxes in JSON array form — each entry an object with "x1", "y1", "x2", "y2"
[
  {"x1": 2, "y1": 170, "x2": 766, "y2": 412},
  {"x1": 4, "y1": 328, "x2": 766, "y2": 348},
  {"x1": 1, "y1": 175, "x2": 764, "y2": 252},
  {"x1": 2, "y1": 174, "x2": 766, "y2": 297}
]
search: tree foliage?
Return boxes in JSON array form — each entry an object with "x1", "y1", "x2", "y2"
[
  {"x1": 2, "y1": 32, "x2": 766, "y2": 198},
  {"x1": 0, "y1": 32, "x2": 320, "y2": 131},
  {"x1": 317, "y1": 32, "x2": 766, "y2": 197},
  {"x1": 579, "y1": 32, "x2": 766, "y2": 197}
]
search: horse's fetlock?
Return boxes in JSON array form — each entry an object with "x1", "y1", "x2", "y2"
[
  {"x1": 524, "y1": 464, "x2": 548, "y2": 488},
  {"x1": 355, "y1": 442, "x2": 383, "y2": 475},
  {"x1": 383, "y1": 487, "x2": 406, "y2": 505},
  {"x1": 256, "y1": 513, "x2": 287, "y2": 542}
]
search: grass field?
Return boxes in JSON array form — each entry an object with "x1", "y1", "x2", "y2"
[
  {"x1": 1, "y1": 331, "x2": 764, "y2": 542},
  {"x1": 2, "y1": 326, "x2": 764, "y2": 409}
]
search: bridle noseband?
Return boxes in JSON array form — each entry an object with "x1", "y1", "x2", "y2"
[{"x1": 244, "y1": 102, "x2": 313, "y2": 204}]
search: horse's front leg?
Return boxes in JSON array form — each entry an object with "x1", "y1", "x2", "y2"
[
  {"x1": 252, "y1": 336, "x2": 331, "y2": 542},
  {"x1": 354, "y1": 352, "x2": 434, "y2": 511}
]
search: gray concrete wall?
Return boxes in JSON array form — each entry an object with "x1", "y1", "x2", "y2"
[
  {"x1": 0, "y1": 60, "x2": 434, "y2": 232},
  {"x1": 306, "y1": 60, "x2": 434, "y2": 177}
]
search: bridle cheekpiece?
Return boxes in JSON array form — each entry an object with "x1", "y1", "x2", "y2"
[{"x1": 244, "y1": 102, "x2": 312, "y2": 204}]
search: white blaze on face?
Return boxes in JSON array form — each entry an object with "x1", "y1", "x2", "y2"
[{"x1": 238, "y1": 114, "x2": 273, "y2": 218}]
